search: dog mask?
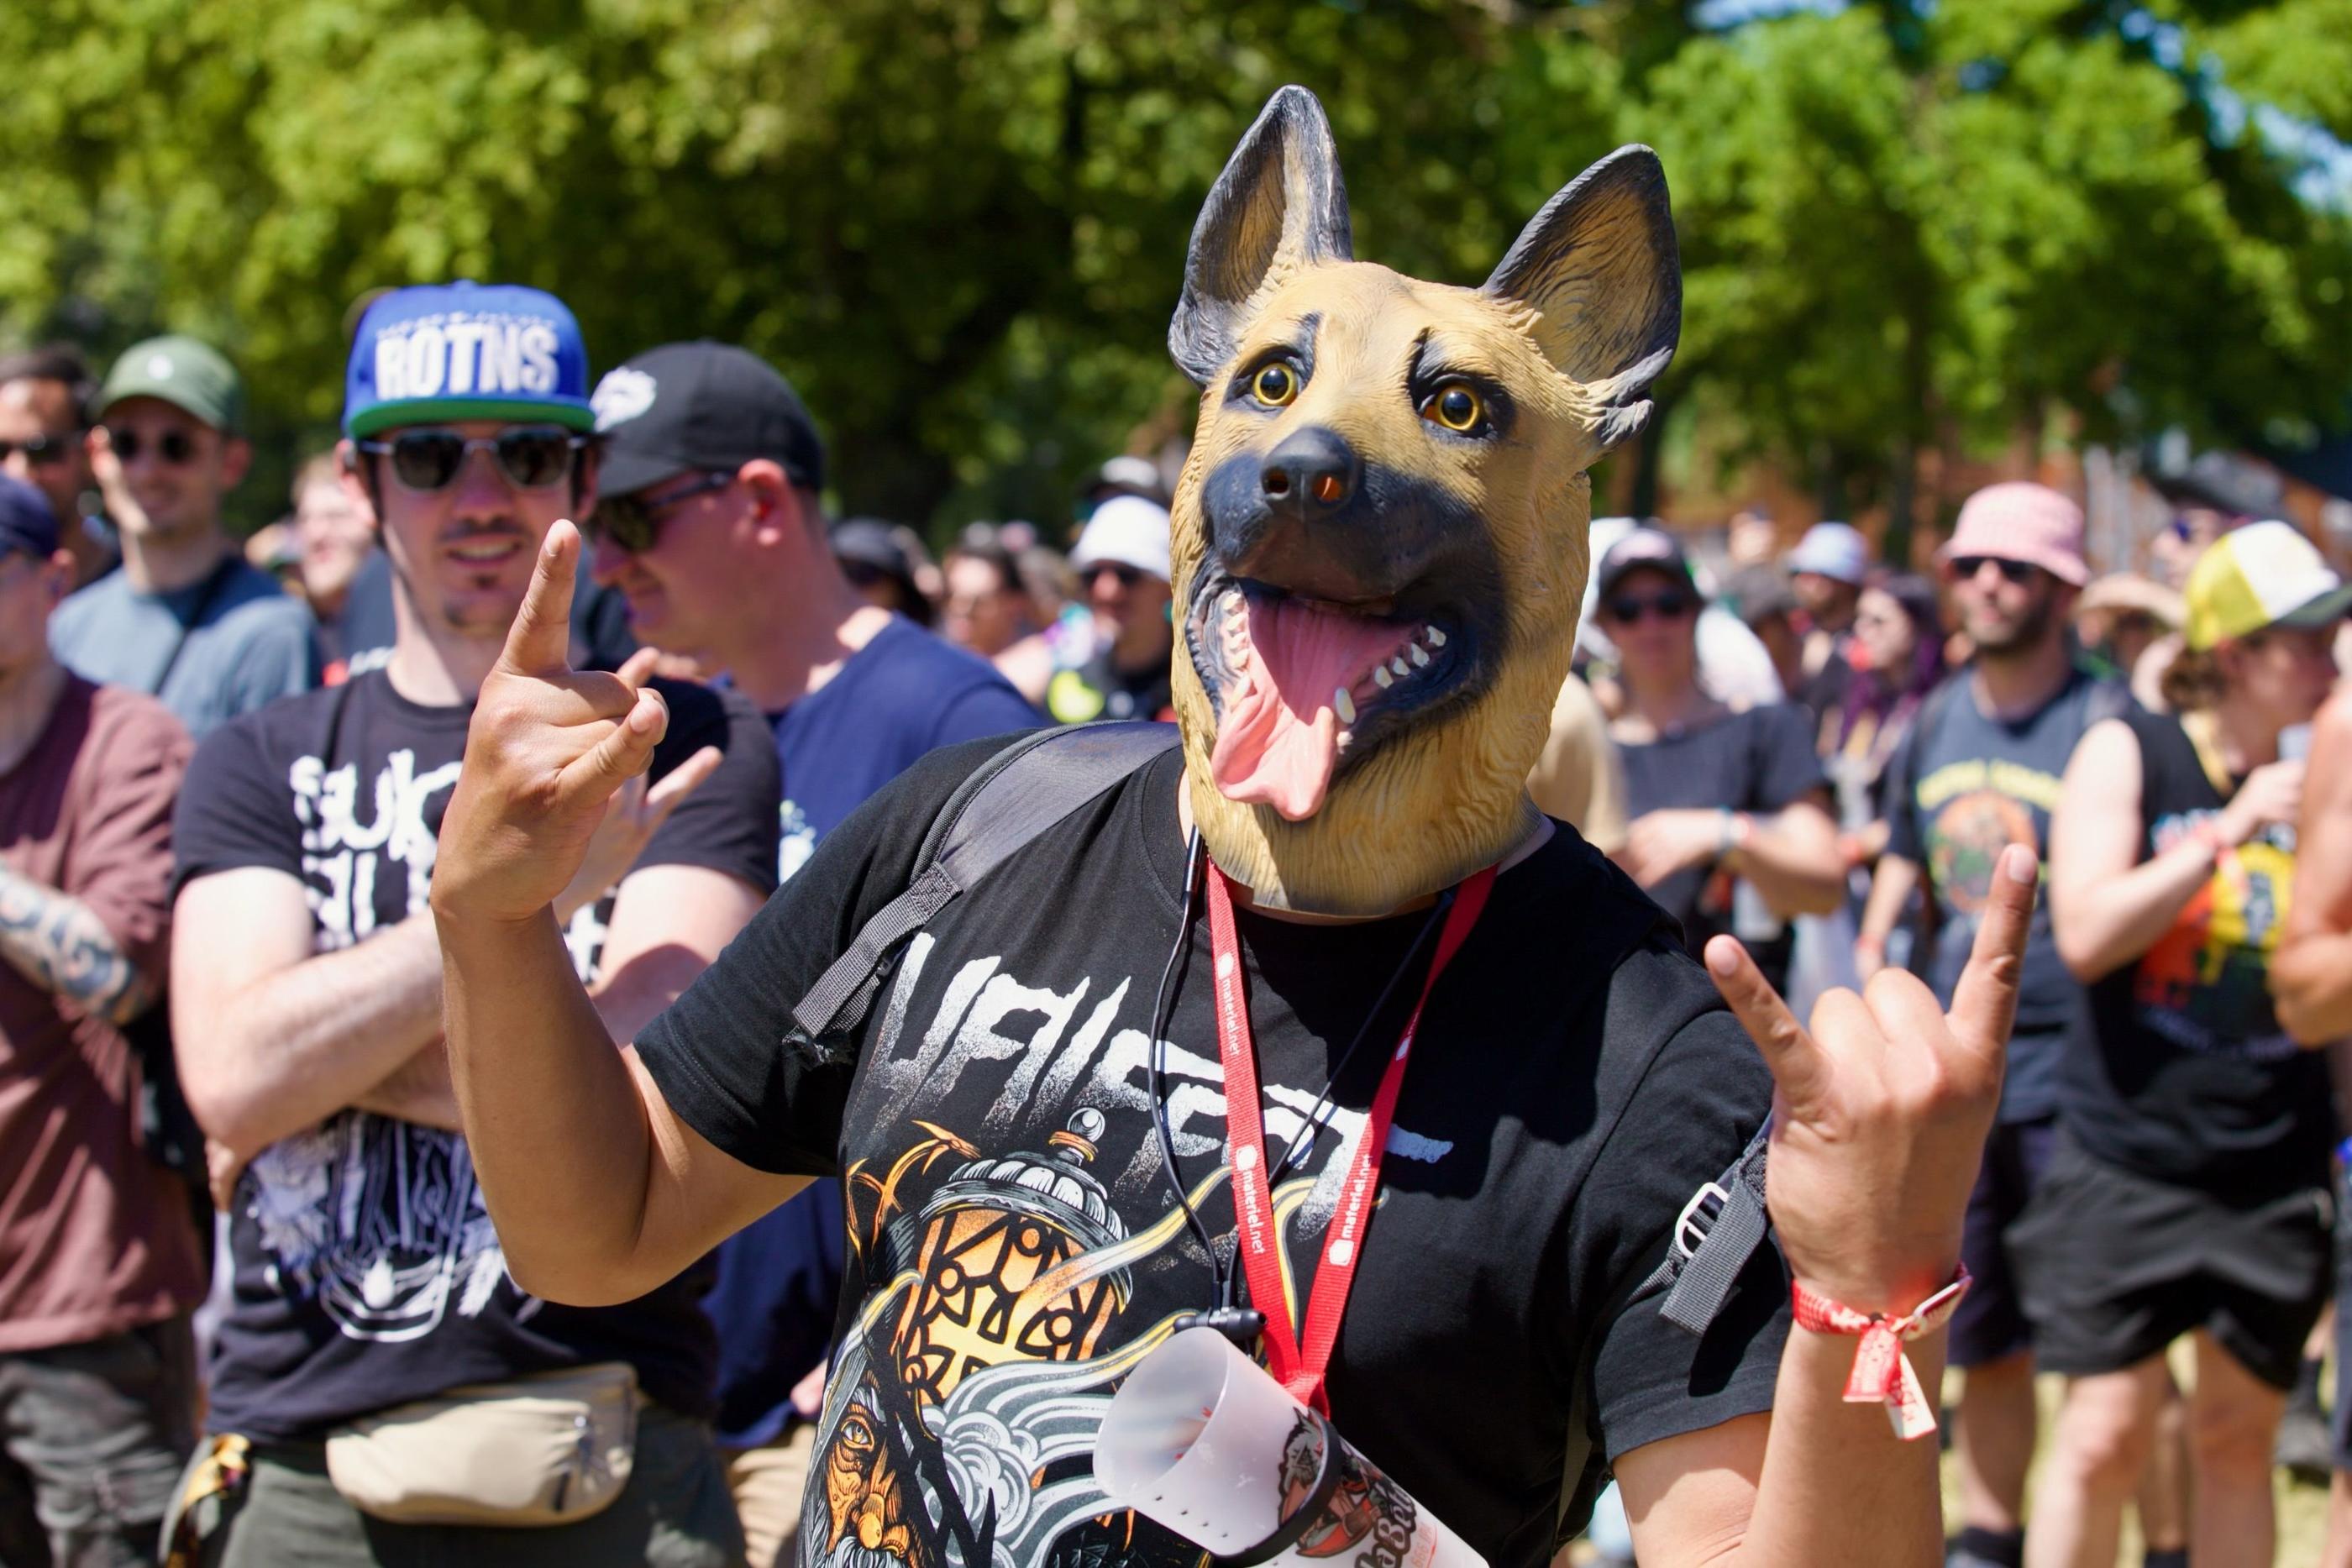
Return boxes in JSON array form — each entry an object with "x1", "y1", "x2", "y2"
[{"x1": 1167, "y1": 86, "x2": 1681, "y2": 914}]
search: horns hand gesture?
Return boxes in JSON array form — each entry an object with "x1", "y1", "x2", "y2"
[
  {"x1": 433, "y1": 522, "x2": 720, "y2": 928},
  {"x1": 1706, "y1": 844, "x2": 2036, "y2": 1314}
]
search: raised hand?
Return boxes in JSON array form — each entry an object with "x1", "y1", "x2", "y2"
[
  {"x1": 1704, "y1": 842, "x2": 2035, "y2": 1314},
  {"x1": 85, "y1": 425, "x2": 150, "y2": 538},
  {"x1": 433, "y1": 522, "x2": 718, "y2": 928}
]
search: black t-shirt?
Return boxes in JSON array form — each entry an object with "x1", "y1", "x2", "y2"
[
  {"x1": 171, "y1": 668, "x2": 780, "y2": 1439},
  {"x1": 635, "y1": 739, "x2": 1787, "y2": 1568},
  {"x1": 2061, "y1": 707, "x2": 2332, "y2": 1197},
  {"x1": 1883, "y1": 668, "x2": 2124, "y2": 1120},
  {"x1": 1614, "y1": 703, "x2": 1827, "y2": 994}
]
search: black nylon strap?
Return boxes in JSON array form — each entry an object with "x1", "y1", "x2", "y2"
[
  {"x1": 1642, "y1": 1119, "x2": 1773, "y2": 1336},
  {"x1": 787, "y1": 722, "x2": 1178, "y2": 1048},
  {"x1": 791, "y1": 863, "x2": 963, "y2": 1040}
]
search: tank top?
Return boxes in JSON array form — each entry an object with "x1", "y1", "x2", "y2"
[{"x1": 2058, "y1": 706, "x2": 2332, "y2": 1197}]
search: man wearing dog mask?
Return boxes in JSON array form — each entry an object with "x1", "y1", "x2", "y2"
[{"x1": 431, "y1": 89, "x2": 2032, "y2": 1565}]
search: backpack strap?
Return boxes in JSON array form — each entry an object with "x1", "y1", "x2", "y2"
[
  {"x1": 1638, "y1": 1115, "x2": 1774, "y2": 1335},
  {"x1": 788, "y1": 721, "x2": 1179, "y2": 1051}
]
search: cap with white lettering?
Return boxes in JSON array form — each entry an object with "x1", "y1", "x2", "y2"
[{"x1": 343, "y1": 281, "x2": 595, "y2": 438}]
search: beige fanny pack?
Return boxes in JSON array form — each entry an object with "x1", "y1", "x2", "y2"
[{"x1": 324, "y1": 1361, "x2": 641, "y2": 1527}]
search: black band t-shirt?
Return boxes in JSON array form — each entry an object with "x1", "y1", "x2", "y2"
[
  {"x1": 1614, "y1": 701, "x2": 1827, "y2": 995},
  {"x1": 2060, "y1": 706, "x2": 2332, "y2": 1196},
  {"x1": 634, "y1": 737, "x2": 1788, "y2": 1568},
  {"x1": 1883, "y1": 667, "x2": 2125, "y2": 1122},
  {"x1": 172, "y1": 668, "x2": 780, "y2": 1439}
]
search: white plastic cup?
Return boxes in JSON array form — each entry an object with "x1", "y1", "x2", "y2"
[{"x1": 1095, "y1": 1328, "x2": 1487, "y2": 1568}]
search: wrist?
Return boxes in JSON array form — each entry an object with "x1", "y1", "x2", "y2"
[
  {"x1": 1854, "y1": 931, "x2": 1887, "y2": 961},
  {"x1": 1716, "y1": 809, "x2": 1754, "y2": 858}
]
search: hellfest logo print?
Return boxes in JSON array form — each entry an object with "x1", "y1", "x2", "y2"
[{"x1": 795, "y1": 933, "x2": 1458, "y2": 1568}]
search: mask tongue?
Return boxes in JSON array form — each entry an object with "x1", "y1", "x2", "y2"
[{"x1": 1209, "y1": 595, "x2": 1409, "y2": 821}]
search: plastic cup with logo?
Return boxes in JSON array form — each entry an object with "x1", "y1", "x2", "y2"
[{"x1": 1095, "y1": 1327, "x2": 1485, "y2": 1568}]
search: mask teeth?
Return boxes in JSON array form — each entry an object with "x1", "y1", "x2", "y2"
[
  {"x1": 1425, "y1": 626, "x2": 1446, "y2": 648},
  {"x1": 1333, "y1": 687, "x2": 1357, "y2": 725}
]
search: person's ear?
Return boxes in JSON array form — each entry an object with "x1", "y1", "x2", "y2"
[
  {"x1": 218, "y1": 436, "x2": 253, "y2": 491},
  {"x1": 335, "y1": 439, "x2": 376, "y2": 522},
  {"x1": 41, "y1": 548, "x2": 72, "y2": 604},
  {"x1": 737, "y1": 460, "x2": 797, "y2": 542}
]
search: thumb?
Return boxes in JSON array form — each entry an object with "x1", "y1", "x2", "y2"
[
  {"x1": 499, "y1": 522, "x2": 581, "y2": 676},
  {"x1": 1947, "y1": 843, "x2": 2036, "y2": 1055},
  {"x1": 1705, "y1": 935, "x2": 1832, "y2": 1114},
  {"x1": 558, "y1": 685, "x2": 668, "y2": 805}
]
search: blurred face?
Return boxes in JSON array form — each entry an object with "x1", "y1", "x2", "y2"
[
  {"x1": 294, "y1": 474, "x2": 375, "y2": 607},
  {"x1": 351, "y1": 419, "x2": 592, "y2": 642},
  {"x1": 586, "y1": 464, "x2": 777, "y2": 658},
  {"x1": 2221, "y1": 623, "x2": 2338, "y2": 736},
  {"x1": 1597, "y1": 565, "x2": 1700, "y2": 682},
  {"x1": 102, "y1": 396, "x2": 246, "y2": 539},
  {"x1": 1853, "y1": 586, "x2": 1917, "y2": 674},
  {"x1": 1948, "y1": 554, "x2": 2061, "y2": 657},
  {"x1": 0, "y1": 379, "x2": 89, "y2": 529},
  {"x1": 0, "y1": 548, "x2": 70, "y2": 681},
  {"x1": 942, "y1": 554, "x2": 1023, "y2": 655},
  {"x1": 1791, "y1": 571, "x2": 1857, "y2": 627},
  {"x1": 1086, "y1": 559, "x2": 1173, "y2": 663}
]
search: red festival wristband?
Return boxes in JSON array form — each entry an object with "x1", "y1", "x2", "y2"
[{"x1": 1790, "y1": 1266, "x2": 1971, "y2": 1441}]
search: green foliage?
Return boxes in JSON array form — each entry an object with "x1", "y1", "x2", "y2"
[{"x1": 3, "y1": 0, "x2": 2347, "y2": 534}]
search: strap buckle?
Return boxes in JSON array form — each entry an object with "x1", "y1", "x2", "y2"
[{"x1": 1674, "y1": 1181, "x2": 1729, "y2": 1260}]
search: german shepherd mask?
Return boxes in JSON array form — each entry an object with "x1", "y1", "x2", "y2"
[{"x1": 1168, "y1": 86, "x2": 1680, "y2": 914}]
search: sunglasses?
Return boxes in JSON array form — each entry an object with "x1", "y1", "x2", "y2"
[
  {"x1": 1086, "y1": 562, "x2": 1144, "y2": 589},
  {"x1": 106, "y1": 427, "x2": 197, "y2": 465},
  {"x1": 354, "y1": 427, "x2": 584, "y2": 495},
  {"x1": 0, "y1": 432, "x2": 80, "y2": 466},
  {"x1": 587, "y1": 472, "x2": 733, "y2": 553},
  {"x1": 1604, "y1": 590, "x2": 1697, "y2": 624},
  {"x1": 1950, "y1": 555, "x2": 2040, "y2": 586}
]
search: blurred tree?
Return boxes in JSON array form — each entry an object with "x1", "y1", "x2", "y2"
[{"x1": 0, "y1": 0, "x2": 2345, "y2": 533}]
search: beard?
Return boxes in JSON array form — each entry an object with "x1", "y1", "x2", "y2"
[{"x1": 1968, "y1": 586, "x2": 2055, "y2": 656}]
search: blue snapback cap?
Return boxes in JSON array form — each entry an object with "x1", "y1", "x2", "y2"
[{"x1": 344, "y1": 281, "x2": 595, "y2": 438}]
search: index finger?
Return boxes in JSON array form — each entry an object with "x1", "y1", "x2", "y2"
[
  {"x1": 1704, "y1": 934, "x2": 1832, "y2": 1113},
  {"x1": 1947, "y1": 842, "x2": 2036, "y2": 1054},
  {"x1": 499, "y1": 521, "x2": 580, "y2": 676}
]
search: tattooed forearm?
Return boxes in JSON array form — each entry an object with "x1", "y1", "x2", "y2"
[{"x1": 0, "y1": 864, "x2": 152, "y2": 1025}]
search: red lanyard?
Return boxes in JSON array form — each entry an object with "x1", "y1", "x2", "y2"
[{"x1": 1201, "y1": 859, "x2": 1496, "y2": 1415}]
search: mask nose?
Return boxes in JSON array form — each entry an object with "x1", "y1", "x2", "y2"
[{"x1": 1259, "y1": 427, "x2": 1360, "y2": 511}]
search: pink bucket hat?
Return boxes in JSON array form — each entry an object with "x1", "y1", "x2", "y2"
[{"x1": 1939, "y1": 482, "x2": 2089, "y2": 587}]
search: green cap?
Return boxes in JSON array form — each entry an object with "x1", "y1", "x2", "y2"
[{"x1": 97, "y1": 336, "x2": 244, "y2": 434}]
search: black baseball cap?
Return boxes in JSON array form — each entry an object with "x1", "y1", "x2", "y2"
[
  {"x1": 1594, "y1": 525, "x2": 1700, "y2": 601},
  {"x1": 590, "y1": 341, "x2": 827, "y2": 499}
]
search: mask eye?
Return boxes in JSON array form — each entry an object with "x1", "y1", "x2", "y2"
[
  {"x1": 1420, "y1": 382, "x2": 1485, "y2": 434},
  {"x1": 1250, "y1": 362, "x2": 1299, "y2": 407}
]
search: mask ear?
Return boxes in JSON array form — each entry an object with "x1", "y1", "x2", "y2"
[
  {"x1": 1168, "y1": 86, "x2": 1354, "y2": 385},
  {"x1": 1482, "y1": 145, "x2": 1681, "y2": 450}
]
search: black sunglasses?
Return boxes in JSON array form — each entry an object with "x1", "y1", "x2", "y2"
[
  {"x1": 1950, "y1": 555, "x2": 2040, "y2": 586},
  {"x1": 1085, "y1": 562, "x2": 1144, "y2": 590},
  {"x1": 0, "y1": 432, "x2": 80, "y2": 466},
  {"x1": 1604, "y1": 590, "x2": 1698, "y2": 624},
  {"x1": 354, "y1": 427, "x2": 584, "y2": 495},
  {"x1": 107, "y1": 427, "x2": 197, "y2": 465},
  {"x1": 587, "y1": 472, "x2": 734, "y2": 553}
]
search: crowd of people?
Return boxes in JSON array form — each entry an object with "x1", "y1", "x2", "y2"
[{"x1": 2, "y1": 281, "x2": 2350, "y2": 1568}]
